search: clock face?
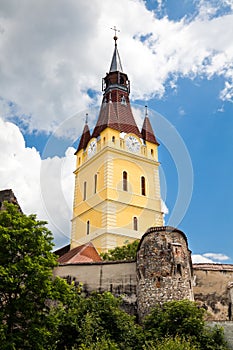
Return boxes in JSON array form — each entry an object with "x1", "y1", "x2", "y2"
[
  {"x1": 125, "y1": 135, "x2": 140, "y2": 153},
  {"x1": 88, "y1": 140, "x2": 97, "y2": 158}
]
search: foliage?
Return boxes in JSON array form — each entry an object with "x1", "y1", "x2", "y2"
[
  {"x1": 0, "y1": 202, "x2": 73, "y2": 349},
  {"x1": 0, "y1": 203, "x2": 229, "y2": 349},
  {"x1": 77, "y1": 338, "x2": 120, "y2": 350},
  {"x1": 55, "y1": 291, "x2": 143, "y2": 350},
  {"x1": 143, "y1": 300, "x2": 229, "y2": 350},
  {"x1": 143, "y1": 336, "x2": 198, "y2": 350},
  {"x1": 100, "y1": 240, "x2": 139, "y2": 261}
]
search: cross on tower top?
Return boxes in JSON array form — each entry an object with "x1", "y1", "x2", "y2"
[{"x1": 110, "y1": 26, "x2": 120, "y2": 44}]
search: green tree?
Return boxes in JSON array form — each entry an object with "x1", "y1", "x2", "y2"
[
  {"x1": 56, "y1": 291, "x2": 144, "y2": 350},
  {"x1": 0, "y1": 202, "x2": 61, "y2": 349},
  {"x1": 143, "y1": 300, "x2": 228, "y2": 350},
  {"x1": 100, "y1": 240, "x2": 139, "y2": 261}
]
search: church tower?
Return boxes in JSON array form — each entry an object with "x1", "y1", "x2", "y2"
[{"x1": 71, "y1": 34, "x2": 163, "y2": 252}]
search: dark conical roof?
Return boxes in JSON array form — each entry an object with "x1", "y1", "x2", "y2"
[
  {"x1": 75, "y1": 120, "x2": 91, "y2": 153},
  {"x1": 141, "y1": 115, "x2": 159, "y2": 145}
]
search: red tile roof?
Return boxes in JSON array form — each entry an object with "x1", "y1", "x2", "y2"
[
  {"x1": 57, "y1": 242, "x2": 102, "y2": 264},
  {"x1": 75, "y1": 123, "x2": 91, "y2": 154},
  {"x1": 141, "y1": 116, "x2": 159, "y2": 145}
]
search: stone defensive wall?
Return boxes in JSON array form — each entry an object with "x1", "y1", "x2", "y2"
[
  {"x1": 53, "y1": 260, "x2": 138, "y2": 315},
  {"x1": 193, "y1": 263, "x2": 233, "y2": 321},
  {"x1": 54, "y1": 260, "x2": 233, "y2": 321}
]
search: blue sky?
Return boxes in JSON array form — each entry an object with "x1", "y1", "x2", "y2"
[{"x1": 0, "y1": 0, "x2": 233, "y2": 263}]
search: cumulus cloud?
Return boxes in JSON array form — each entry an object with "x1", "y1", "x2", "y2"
[
  {"x1": 0, "y1": 118, "x2": 75, "y2": 247},
  {"x1": 0, "y1": 0, "x2": 233, "y2": 135},
  {"x1": 192, "y1": 252, "x2": 230, "y2": 263}
]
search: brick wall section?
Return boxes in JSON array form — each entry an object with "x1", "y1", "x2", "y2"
[{"x1": 136, "y1": 227, "x2": 194, "y2": 320}]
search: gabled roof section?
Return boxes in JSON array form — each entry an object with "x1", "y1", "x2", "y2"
[
  {"x1": 116, "y1": 101, "x2": 141, "y2": 137},
  {"x1": 92, "y1": 97, "x2": 120, "y2": 138},
  {"x1": 54, "y1": 244, "x2": 70, "y2": 257},
  {"x1": 141, "y1": 114, "x2": 159, "y2": 145},
  {"x1": 75, "y1": 120, "x2": 91, "y2": 154},
  {"x1": 92, "y1": 96, "x2": 141, "y2": 138},
  {"x1": 57, "y1": 242, "x2": 102, "y2": 264},
  {"x1": 109, "y1": 41, "x2": 123, "y2": 73}
]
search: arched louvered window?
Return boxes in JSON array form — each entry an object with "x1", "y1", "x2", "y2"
[{"x1": 123, "y1": 171, "x2": 128, "y2": 191}]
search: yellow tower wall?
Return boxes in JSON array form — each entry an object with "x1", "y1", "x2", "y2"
[{"x1": 71, "y1": 127, "x2": 163, "y2": 252}]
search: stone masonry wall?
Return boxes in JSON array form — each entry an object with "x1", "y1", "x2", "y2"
[
  {"x1": 193, "y1": 264, "x2": 233, "y2": 321},
  {"x1": 136, "y1": 227, "x2": 194, "y2": 321}
]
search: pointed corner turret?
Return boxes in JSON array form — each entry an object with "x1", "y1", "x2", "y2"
[
  {"x1": 141, "y1": 106, "x2": 159, "y2": 145},
  {"x1": 75, "y1": 114, "x2": 91, "y2": 154}
]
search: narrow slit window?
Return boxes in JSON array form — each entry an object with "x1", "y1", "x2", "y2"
[
  {"x1": 123, "y1": 171, "x2": 128, "y2": 191},
  {"x1": 87, "y1": 220, "x2": 90, "y2": 235},
  {"x1": 133, "y1": 217, "x2": 138, "y2": 231},
  {"x1": 112, "y1": 136, "x2": 115, "y2": 143},
  {"x1": 94, "y1": 174, "x2": 97, "y2": 194},
  {"x1": 83, "y1": 181, "x2": 87, "y2": 200},
  {"x1": 141, "y1": 176, "x2": 146, "y2": 196}
]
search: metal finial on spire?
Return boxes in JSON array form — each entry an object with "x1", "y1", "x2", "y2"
[
  {"x1": 110, "y1": 26, "x2": 120, "y2": 44},
  {"x1": 85, "y1": 113, "x2": 88, "y2": 124},
  {"x1": 145, "y1": 105, "x2": 148, "y2": 117}
]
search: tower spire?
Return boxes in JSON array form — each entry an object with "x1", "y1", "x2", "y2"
[{"x1": 109, "y1": 26, "x2": 123, "y2": 73}]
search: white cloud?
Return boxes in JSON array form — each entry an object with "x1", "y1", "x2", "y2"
[
  {"x1": 0, "y1": 118, "x2": 75, "y2": 247},
  {"x1": 0, "y1": 0, "x2": 233, "y2": 135},
  {"x1": 192, "y1": 252, "x2": 230, "y2": 263},
  {"x1": 203, "y1": 252, "x2": 230, "y2": 261},
  {"x1": 192, "y1": 254, "x2": 216, "y2": 263}
]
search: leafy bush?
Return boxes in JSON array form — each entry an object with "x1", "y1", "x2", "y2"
[
  {"x1": 143, "y1": 300, "x2": 229, "y2": 350},
  {"x1": 100, "y1": 240, "x2": 139, "y2": 261}
]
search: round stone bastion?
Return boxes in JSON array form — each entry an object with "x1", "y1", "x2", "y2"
[{"x1": 136, "y1": 226, "x2": 194, "y2": 321}]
